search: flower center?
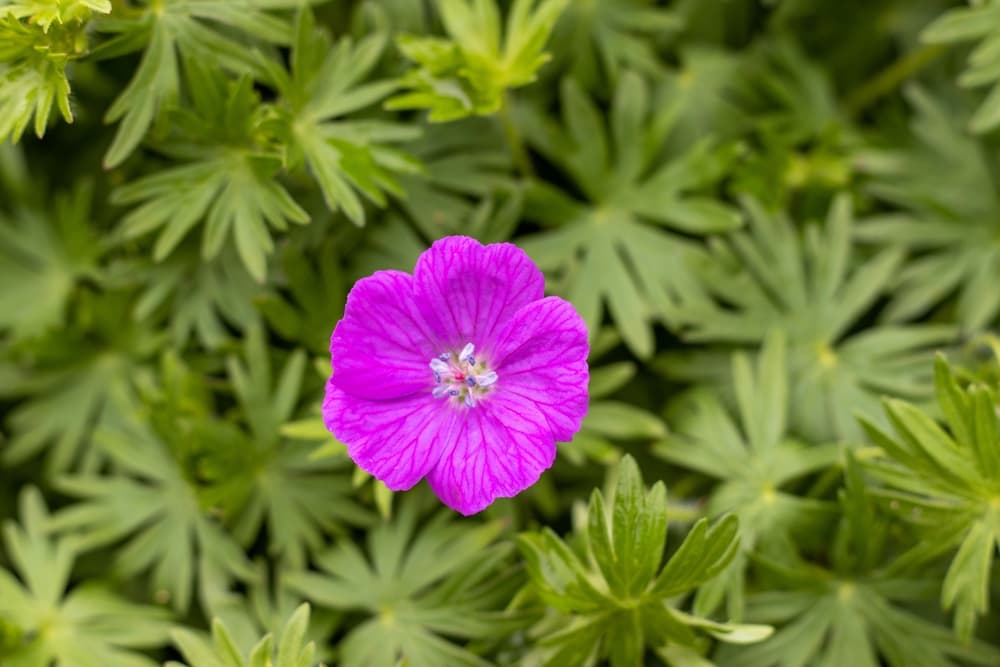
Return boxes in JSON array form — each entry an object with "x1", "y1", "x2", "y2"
[{"x1": 429, "y1": 342, "x2": 498, "y2": 408}]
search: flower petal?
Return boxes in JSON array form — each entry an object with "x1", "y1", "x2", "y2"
[
  {"x1": 323, "y1": 380, "x2": 454, "y2": 490},
  {"x1": 427, "y1": 395, "x2": 555, "y2": 515},
  {"x1": 330, "y1": 270, "x2": 438, "y2": 400},
  {"x1": 413, "y1": 236, "x2": 545, "y2": 348},
  {"x1": 491, "y1": 297, "x2": 589, "y2": 441}
]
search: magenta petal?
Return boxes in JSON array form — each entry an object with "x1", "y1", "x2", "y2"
[
  {"x1": 323, "y1": 380, "x2": 454, "y2": 490},
  {"x1": 413, "y1": 236, "x2": 545, "y2": 347},
  {"x1": 427, "y1": 395, "x2": 554, "y2": 515},
  {"x1": 491, "y1": 297, "x2": 590, "y2": 442},
  {"x1": 330, "y1": 270, "x2": 438, "y2": 400}
]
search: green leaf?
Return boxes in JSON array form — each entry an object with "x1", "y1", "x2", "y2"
[
  {"x1": 169, "y1": 604, "x2": 325, "y2": 667},
  {"x1": 518, "y1": 73, "x2": 740, "y2": 358},
  {"x1": 99, "y1": 0, "x2": 299, "y2": 167},
  {"x1": 287, "y1": 498, "x2": 518, "y2": 667},
  {"x1": 388, "y1": 0, "x2": 568, "y2": 121},
  {"x1": 660, "y1": 193, "x2": 954, "y2": 441},
  {"x1": 112, "y1": 63, "x2": 308, "y2": 281},
  {"x1": 518, "y1": 456, "x2": 762, "y2": 664},
  {"x1": 0, "y1": 487, "x2": 172, "y2": 666},
  {"x1": 861, "y1": 356, "x2": 1000, "y2": 641}
]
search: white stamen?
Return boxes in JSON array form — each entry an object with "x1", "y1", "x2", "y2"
[
  {"x1": 459, "y1": 342, "x2": 475, "y2": 365},
  {"x1": 476, "y1": 371, "x2": 498, "y2": 387}
]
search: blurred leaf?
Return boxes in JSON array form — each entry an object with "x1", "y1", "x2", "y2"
[
  {"x1": 857, "y1": 85, "x2": 1000, "y2": 332},
  {"x1": 287, "y1": 496, "x2": 521, "y2": 667},
  {"x1": 0, "y1": 487, "x2": 172, "y2": 666}
]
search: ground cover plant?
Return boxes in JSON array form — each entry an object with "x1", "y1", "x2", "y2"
[{"x1": 3, "y1": 0, "x2": 1000, "y2": 665}]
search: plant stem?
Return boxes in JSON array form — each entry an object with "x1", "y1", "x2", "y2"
[
  {"x1": 844, "y1": 44, "x2": 945, "y2": 117},
  {"x1": 500, "y1": 94, "x2": 535, "y2": 178}
]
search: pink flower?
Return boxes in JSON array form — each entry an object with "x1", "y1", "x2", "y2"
[{"x1": 323, "y1": 236, "x2": 589, "y2": 515}]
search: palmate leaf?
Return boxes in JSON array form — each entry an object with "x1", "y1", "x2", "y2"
[
  {"x1": 209, "y1": 325, "x2": 373, "y2": 568},
  {"x1": 388, "y1": 0, "x2": 569, "y2": 121},
  {"x1": 286, "y1": 496, "x2": 522, "y2": 667},
  {"x1": 659, "y1": 194, "x2": 955, "y2": 441},
  {"x1": 261, "y1": 5, "x2": 419, "y2": 226},
  {"x1": 856, "y1": 86, "x2": 1000, "y2": 332},
  {"x1": 859, "y1": 356, "x2": 1000, "y2": 642},
  {"x1": 112, "y1": 59, "x2": 308, "y2": 282},
  {"x1": 1, "y1": 290, "x2": 163, "y2": 473},
  {"x1": 516, "y1": 71, "x2": 742, "y2": 358},
  {"x1": 923, "y1": 0, "x2": 1000, "y2": 133},
  {"x1": 131, "y1": 242, "x2": 260, "y2": 350},
  {"x1": 0, "y1": 487, "x2": 172, "y2": 667},
  {"x1": 517, "y1": 456, "x2": 770, "y2": 667},
  {"x1": 168, "y1": 604, "x2": 327, "y2": 667},
  {"x1": 547, "y1": 0, "x2": 681, "y2": 93},
  {"x1": 655, "y1": 332, "x2": 839, "y2": 619},
  {"x1": 48, "y1": 374, "x2": 257, "y2": 614},
  {"x1": 0, "y1": 182, "x2": 103, "y2": 341},
  {"x1": 715, "y1": 460, "x2": 1000, "y2": 667},
  {"x1": 95, "y1": 0, "x2": 301, "y2": 167}
]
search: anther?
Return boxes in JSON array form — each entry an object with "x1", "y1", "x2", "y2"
[{"x1": 459, "y1": 342, "x2": 475, "y2": 365}]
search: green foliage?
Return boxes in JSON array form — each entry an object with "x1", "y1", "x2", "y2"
[
  {"x1": 168, "y1": 603, "x2": 325, "y2": 667},
  {"x1": 860, "y1": 356, "x2": 1000, "y2": 642},
  {"x1": 0, "y1": 182, "x2": 103, "y2": 340},
  {"x1": 660, "y1": 194, "x2": 955, "y2": 441},
  {"x1": 0, "y1": 0, "x2": 109, "y2": 141},
  {"x1": 286, "y1": 497, "x2": 521, "y2": 667},
  {"x1": 656, "y1": 332, "x2": 839, "y2": 619},
  {"x1": 389, "y1": 0, "x2": 568, "y2": 121},
  {"x1": 547, "y1": 0, "x2": 682, "y2": 92},
  {"x1": 112, "y1": 61, "x2": 308, "y2": 281},
  {"x1": 0, "y1": 487, "x2": 172, "y2": 667},
  {"x1": 715, "y1": 460, "x2": 1000, "y2": 667},
  {"x1": 518, "y1": 71, "x2": 741, "y2": 358},
  {"x1": 517, "y1": 455, "x2": 771, "y2": 666},
  {"x1": 261, "y1": 6, "x2": 420, "y2": 225},
  {"x1": 922, "y1": 0, "x2": 1000, "y2": 133},
  {"x1": 96, "y1": 0, "x2": 301, "y2": 168},
  {"x1": 1, "y1": 290, "x2": 161, "y2": 472},
  {"x1": 4, "y1": 0, "x2": 1000, "y2": 664},
  {"x1": 49, "y1": 377, "x2": 257, "y2": 614},
  {"x1": 857, "y1": 86, "x2": 1000, "y2": 332}
]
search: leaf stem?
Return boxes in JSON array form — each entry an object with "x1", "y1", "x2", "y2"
[
  {"x1": 844, "y1": 44, "x2": 945, "y2": 117},
  {"x1": 499, "y1": 94, "x2": 535, "y2": 178}
]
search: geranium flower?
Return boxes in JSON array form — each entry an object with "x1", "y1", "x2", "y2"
[{"x1": 323, "y1": 236, "x2": 589, "y2": 515}]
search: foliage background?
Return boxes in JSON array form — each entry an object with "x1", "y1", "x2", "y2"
[{"x1": 3, "y1": 0, "x2": 1000, "y2": 665}]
